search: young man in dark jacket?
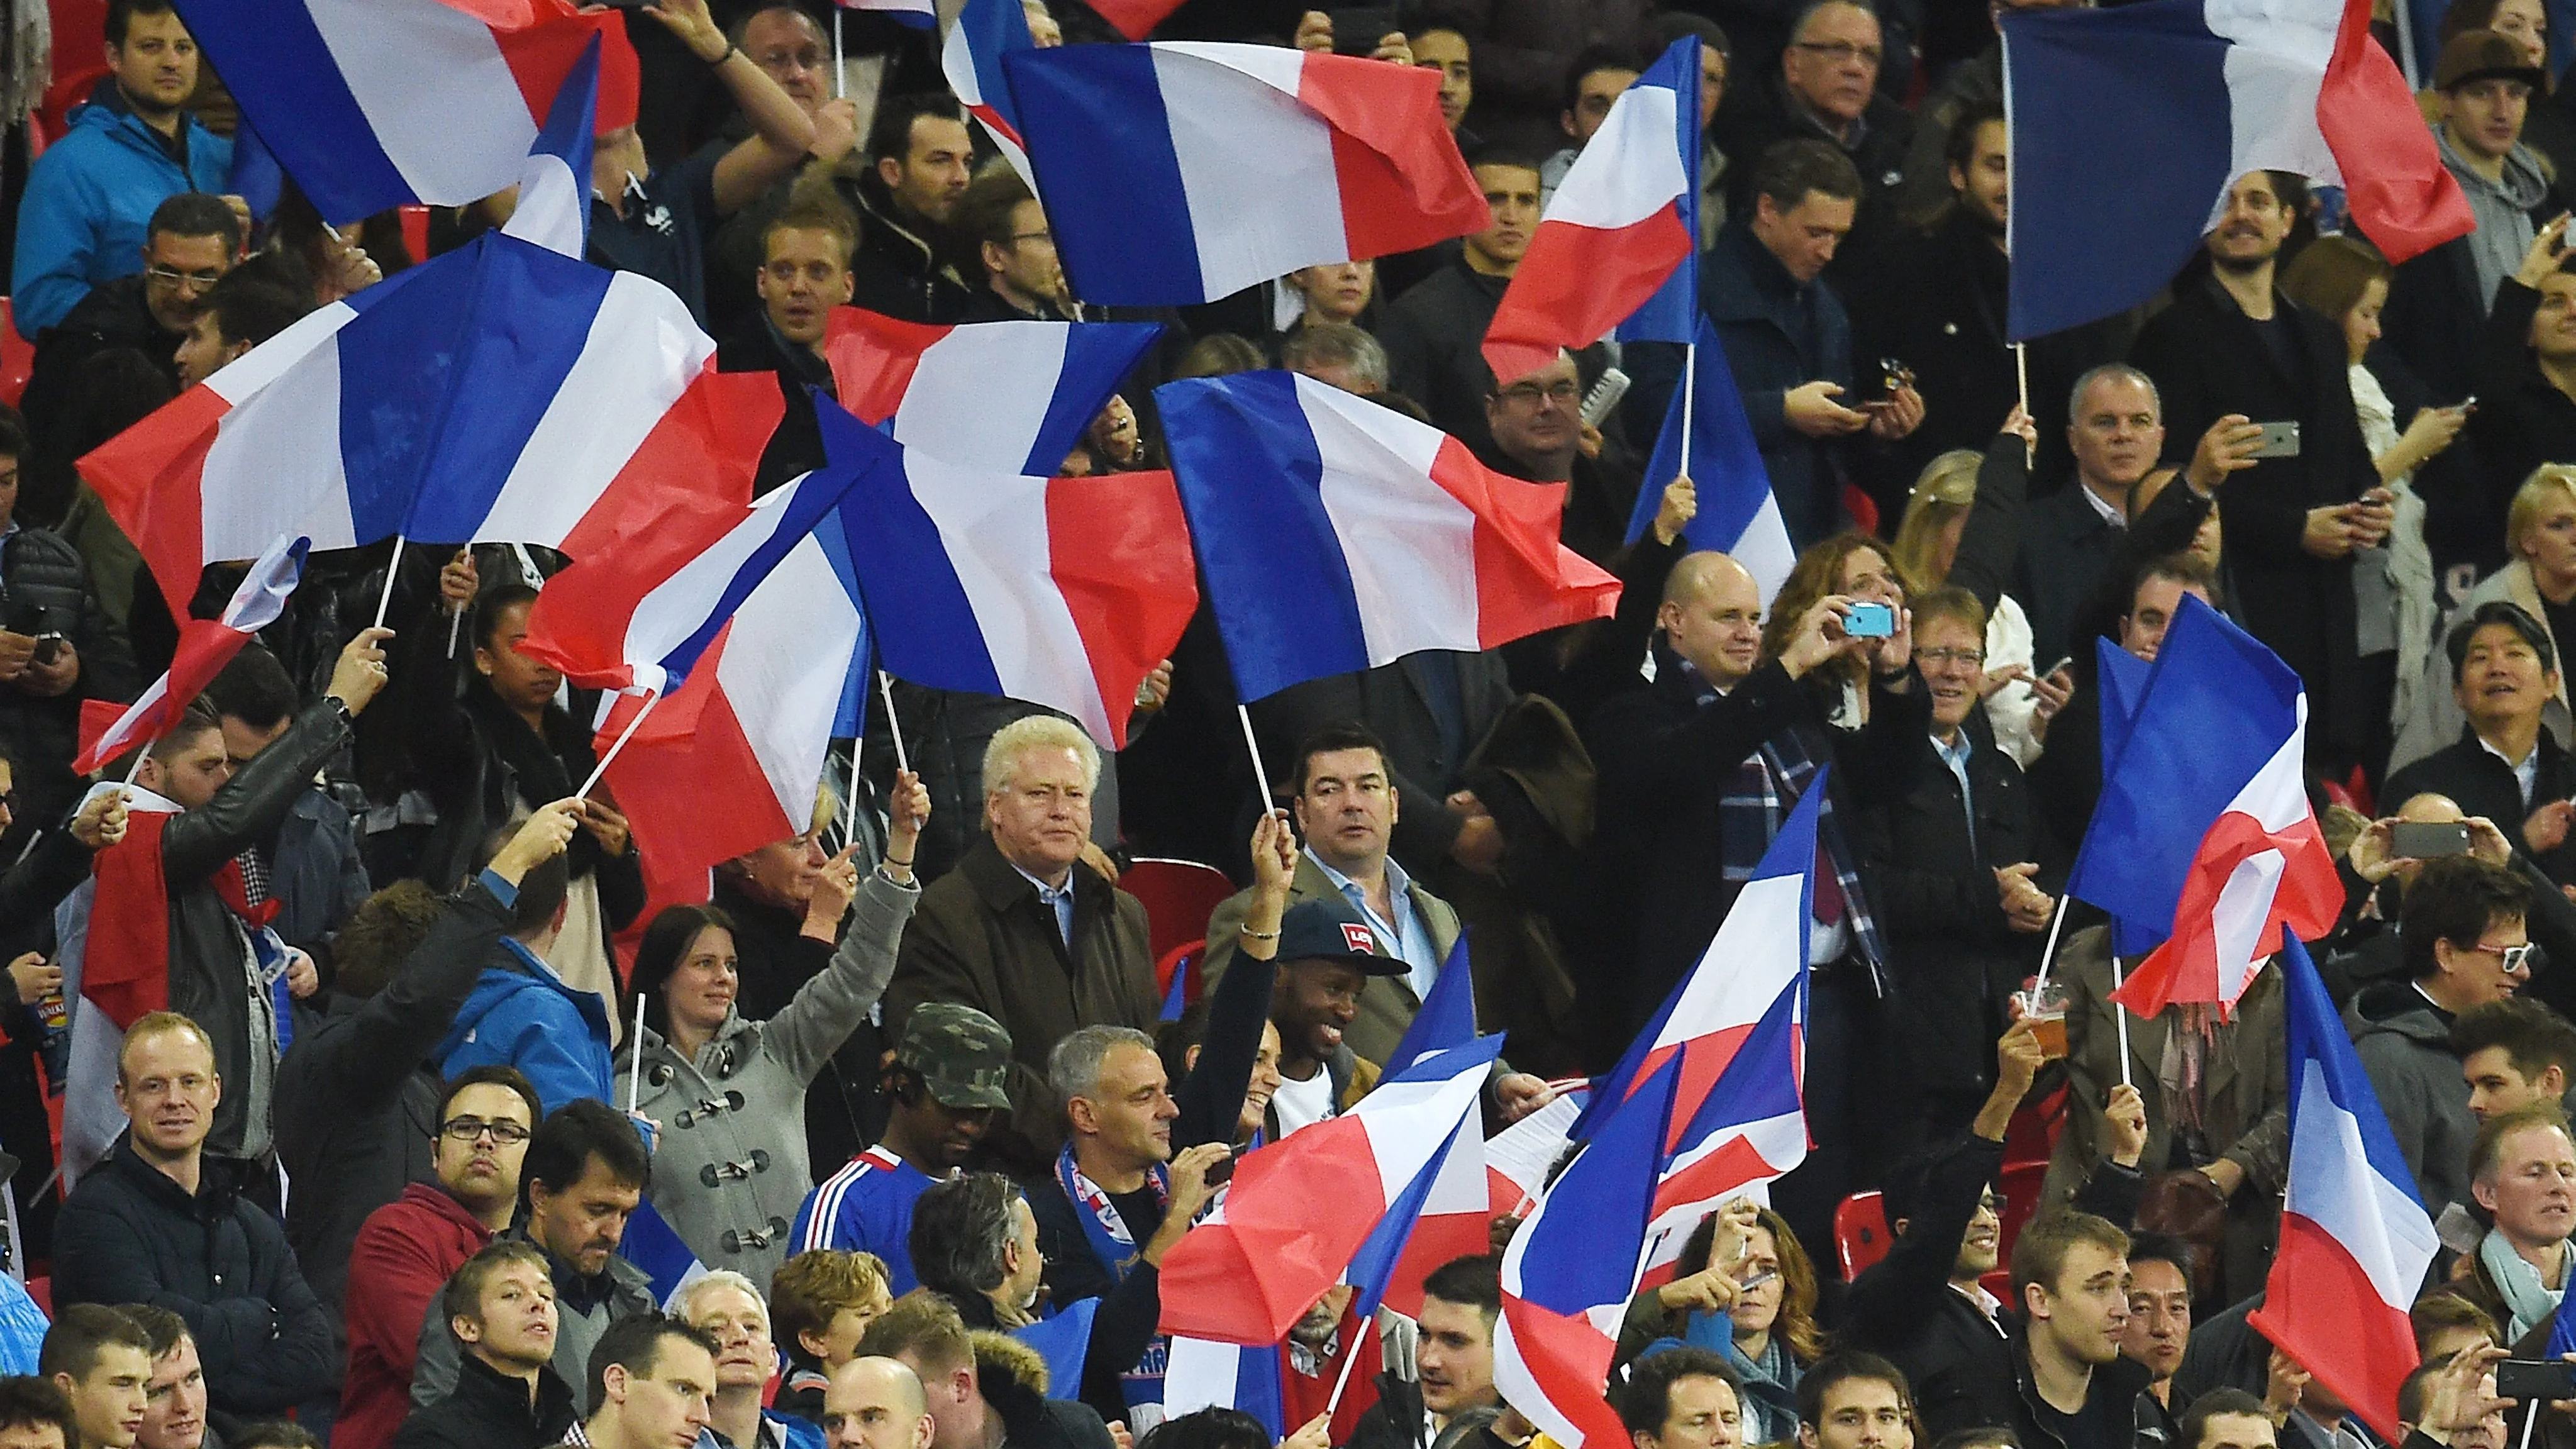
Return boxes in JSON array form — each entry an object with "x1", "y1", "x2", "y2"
[
  {"x1": 388, "y1": 1241, "x2": 575, "y2": 1449},
  {"x1": 50, "y1": 1013, "x2": 337, "y2": 1422},
  {"x1": 2003, "y1": 1213, "x2": 2151, "y2": 1449}
]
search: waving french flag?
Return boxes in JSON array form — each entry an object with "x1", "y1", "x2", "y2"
[
  {"x1": 173, "y1": 0, "x2": 634, "y2": 226},
  {"x1": 80, "y1": 232, "x2": 777, "y2": 619},
  {"x1": 1002, "y1": 43, "x2": 1488, "y2": 306},
  {"x1": 2070, "y1": 596, "x2": 2342, "y2": 1018},
  {"x1": 1621, "y1": 317, "x2": 1795, "y2": 606},
  {"x1": 942, "y1": 0, "x2": 1036, "y2": 179},
  {"x1": 1482, "y1": 37, "x2": 1699, "y2": 386},
  {"x1": 2245, "y1": 938, "x2": 2435, "y2": 1442},
  {"x1": 498, "y1": 32, "x2": 600, "y2": 259},
  {"x1": 823, "y1": 308, "x2": 1161, "y2": 476},
  {"x1": 833, "y1": 426, "x2": 1197, "y2": 749},
  {"x1": 1159, "y1": 372, "x2": 1619, "y2": 702},
  {"x1": 2000, "y1": 0, "x2": 2468, "y2": 338},
  {"x1": 521, "y1": 399, "x2": 886, "y2": 697},
  {"x1": 1499, "y1": 1056, "x2": 1678, "y2": 1449},
  {"x1": 1158, "y1": 1035, "x2": 1507, "y2": 1345},
  {"x1": 74, "y1": 535, "x2": 305, "y2": 775},
  {"x1": 1351, "y1": 941, "x2": 1495, "y2": 1319}
]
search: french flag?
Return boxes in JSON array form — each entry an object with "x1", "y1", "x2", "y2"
[
  {"x1": 1999, "y1": 0, "x2": 2469, "y2": 338},
  {"x1": 1158, "y1": 372, "x2": 1620, "y2": 703},
  {"x1": 1580, "y1": 781, "x2": 1814, "y2": 1280},
  {"x1": 942, "y1": 0, "x2": 1036, "y2": 179},
  {"x1": 2245, "y1": 936, "x2": 2435, "y2": 1443},
  {"x1": 80, "y1": 231, "x2": 777, "y2": 620},
  {"x1": 1001, "y1": 43, "x2": 1489, "y2": 306},
  {"x1": 1355, "y1": 941, "x2": 1496, "y2": 1319},
  {"x1": 619, "y1": 1197, "x2": 713, "y2": 1310},
  {"x1": 73, "y1": 535, "x2": 305, "y2": 775},
  {"x1": 831, "y1": 423, "x2": 1198, "y2": 750},
  {"x1": 519, "y1": 400, "x2": 883, "y2": 697},
  {"x1": 1482, "y1": 36, "x2": 1699, "y2": 387},
  {"x1": 498, "y1": 32, "x2": 599, "y2": 259},
  {"x1": 1157, "y1": 1035, "x2": 1507, "y2": 1345},
  {"x1": 2069, "y1": 596, "x2": 2342, "y2": 1018},
  {"x1": 1163, "y1": 1329, "x2": 1287, "y2": 1438},
  {"x1": 172, "y1": 0, "x2": 635, "y2": 226},
  {"x1": 1621, "y1": 316, "x2": 1795, "y2": 606},
  {"x1": 822, "y1": 308, "x2": 1162, "y2": 477},
  {"x1": 1497, "y1": 1057, "x2": 1679, "y2": 1449}
]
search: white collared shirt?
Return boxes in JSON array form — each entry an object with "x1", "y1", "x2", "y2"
[{"x1": 2479, "y1": 731, "x2": 2541, "y2": 809}]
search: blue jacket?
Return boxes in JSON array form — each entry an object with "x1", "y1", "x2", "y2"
[
  {"x1": 11, "y1": 97, "x2": 231, "y2": 338},
  {"x1": 433, "y1": 938, "x2": 613, "y2": 1114}
]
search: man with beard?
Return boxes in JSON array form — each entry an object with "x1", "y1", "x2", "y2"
[
  {"x1": 2130, "y1": 170, "x2": 2387, "y2": 774},
  {"x1": 790, "y1": 1005, "x2": 1012, "y2": 1298},
  {"x1": 1260, "y1": 899, "x2": 1411, "y2": 1137}
]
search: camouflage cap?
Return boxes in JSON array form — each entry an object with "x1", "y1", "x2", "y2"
[{"x1": 896, "y1": 1003, "x2": 1014, "y2": 1111}]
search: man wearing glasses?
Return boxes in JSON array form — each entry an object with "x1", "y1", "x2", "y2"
[
  {"x1": 2353, "y1": 854, "x2": 2537, "y2": 1226},
  {"x1": 1713, "y1": 0, "x2": 1913, "y2": 281},
  {"x1": 336, "y1": 1067, "x2": 544, "y2": 1449},
  {"x1": 21, "y1": 192, "x2": 238, "y2": 458}
]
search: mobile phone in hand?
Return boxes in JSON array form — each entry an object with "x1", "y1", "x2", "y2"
[{"x1": 1843, "y1": 601, "x2": 1896, "y2": 637}]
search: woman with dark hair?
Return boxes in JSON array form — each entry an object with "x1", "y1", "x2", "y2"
[{"x1": 618, "y1": 770, "x2": 929, "y2": 1287}]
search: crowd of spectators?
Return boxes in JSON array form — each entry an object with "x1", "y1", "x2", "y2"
[{"x1": 4, "y1": 3, "x2": 2576, "y2": 1449}]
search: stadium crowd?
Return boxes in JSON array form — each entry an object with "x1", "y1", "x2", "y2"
[{"x1": 3, "y1": 2, "x2": 2576, "y2": 1449}]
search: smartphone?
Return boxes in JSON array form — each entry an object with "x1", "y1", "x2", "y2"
[
  {"x1": 1579, "y1": 367, "x2": 1631, "y2": 429},
  {"x1": 2039, "y1": 655, "x2": 2074, "y2": 680},
  {"x1": 30, "y1": 634, "x2": 64, "y2": 667},
  {"x1": 2390, "y1": 821, "x2": 2473, "y2": 858},
  {"x1": 2497, "y1": 1359, "x2": 2576, "y2": 1402},
  {"x1": 1329, "y1": 5, "x2": 1400, "y2": 53},
  {"x1": 2251, "y1": 421, "x2": 2302, "y2": 458},
  {"x1": 1843, "y1": 601, "x2": 1896, "y2": 638}
]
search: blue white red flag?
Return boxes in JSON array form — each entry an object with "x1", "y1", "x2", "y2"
[
  {"x1": 74, "y1": 535, "x2": 306, "y2": 775},
  {"x1": 837, "y1": 0, "x2": 934, "y2": 26},
  {"x1": 1999, "y1": 0, "x2": 2468, "y2": 338},
  {"x1": 1158, "y1": 371, "x2": 1619, "y2": 703},
  {"x1": 1483, "y1": 37, "x2": 1699, "y2": 385},
  {"x1": 1164, "y1": 1333, "x2": 1287, "y2": 1438},
  {"x1": 1016, "y1": 1299, "x2": 1102, "y2": 1403},
  {"x1": 172, "y1": 0, "x2": 635, "y2": 226},
  {"x1": 1497, "y1": 1057, "x2": 1679, "y2": 1449},
  {"x1": 832, "y1": 425, "x2": 1197, "y2": 748},
  {"x1": 1622, "y1": 316, "x2": 1794, "y2": 605},
  {"x1": 1001, "y1": 43, "x2": 1488, "y2": 305},
  {"x1": 2071, "y1": 596, "x2": 2341, "y2": 1016},
  {"x1": 1157, "y1": 1035, "x2": 1507, "y2": 1345},
  {"x1": 942, "y1": 0, "x2": 1036, "y2": 179},
  {"x1": 822, "y1": 308, "x2": 1162, "y2": 477},
  {"x1": 499, "y1": 33, "x2": 599, "y2": 258},
  {"x1": 2245, "y1": 937, "x2": 2435, "y2": 1442},
  {"x1": 521, "y1": 396, "x2": 886, "y2": 697},
  {"x1": 1351, "y1": 936, "x2": 1491, "y2": 1319},
  {"x1": 619, "y1": 1197, "x2": 711, "y2": 1309},
  {"x1": 80, "y1": 232, "x2": 777, "y2": 621},
  {"x1": 1383, "y1": 937, "x2": 1475, "y2": 1078}
]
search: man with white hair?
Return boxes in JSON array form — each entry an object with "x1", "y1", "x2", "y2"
[
  {"x1": 884, "y1": 716, "x2": 1158, "y2": 1173},
  {"x1": 677, "y1": 1270, "x2": 808, "y2": 1449}
]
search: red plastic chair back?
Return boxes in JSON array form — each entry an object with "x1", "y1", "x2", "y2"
[
  {"x1": 30, "y1": 64, "x2": 108, "y2": 157},
  {"x1": 1997, "y1": 1158, "x2": 2053, "y2": 1266},
  {"x1": 1833, "y1": 1190, "x2": 1891, "y2": 1280},
  {"x1": 23, "y1": 1276, "x2": 48, "y2": 1317},
  {"x1": 1121, "y1": 858, "x2": 1237, "y2": 964},
  {"x1": 0, "y1": 301, "x2": 34, "y2": 406}
]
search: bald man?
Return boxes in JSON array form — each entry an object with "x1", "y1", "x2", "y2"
[
  {"x1": 821, "y1": 1358, "x2": 934, "y2": 1449},
  {"x1": 1582, "y1": 548, "x2": 1929, "y2": 1253}
]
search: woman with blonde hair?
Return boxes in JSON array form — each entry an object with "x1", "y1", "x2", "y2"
[{"x1": 2391, "y1": 464, "x2": 2576, "y2": 769}]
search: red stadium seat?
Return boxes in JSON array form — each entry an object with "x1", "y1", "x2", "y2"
[
  {"x1": 23, "y1": 1275, "x2": 48, "y2": 1316},
  {"x1": 1997, "y1": 1159, "x2": 2053, "y2": 1266},
  {"x1": 0, "y1": 301, "x2": 34, "y2": 407},
  {"x1": 30, "y1": 64, "x2": 108, "y2": 157},
  {"x1": 1121, "y1": 857, "x2": 1236, "y2": 964},
  {"x1": 1833, "y1": 1190, "x2": 1890, "y2": 1280}
]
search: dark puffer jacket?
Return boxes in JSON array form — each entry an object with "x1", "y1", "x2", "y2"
[
  {"x1": 0, "y1": 525, "x2": 137, "y2": 822},
  {"x1": 52, "y1": 1133, "x2": 338, "y2": 1415}
]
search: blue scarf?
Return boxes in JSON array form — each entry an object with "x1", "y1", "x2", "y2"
[{"x1": 1054, "y1": 1144, "x2": 1170, "y2": 1410}]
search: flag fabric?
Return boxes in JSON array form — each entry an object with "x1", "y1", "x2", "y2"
[
  {"x1": 1621, "y1": 316, "x2": 1794, "y2": 605},
  {"x1": 521, "y1": 399, "x2": 886, "y2": 697},
  {"x1": 1163, "y1": 1333, "x2": 1287, "y2": 1437},
  {"x1": 1084, "y1": 0, "x2": 1189, "y2": 38},
  {"x1": 226, "y1": 118, "x2": 286, "y2": 223},
  {"x1": 1382, "y1": 936, "x2": 1475, "y2": 1077},
  {"x1": 1580, "y1": 779, "x2": 1821, "y2": 1143},
  {"x1": 1497, "y1": 1058, "x2": 1679, "y2": 1449},
  {"x1": 2245, "y1": 937, "x2": 2436, "y2": 1442},
  {"x1": 821, "y1": 309, "x2": 1162, "y2": 476},
  {"x1": 1157, "y1": 1035, "x2": 1507, "y2": 1345},
  {"x1": 1999, "y1": 0, "x2": 2470, "y2": 338},
  {"x1": 942, "y1": 0, "x2": 1037, "y2": 180},
  {"x1": 1001, "y1": 43, "x2": 1488, "y2": 306},
  {"x1": 833, "y1": 428, "x2": 1197, "y2": 749},
  {"x1": 172, "y1": 0, "x2": 635, "y2": 226},
  {"x1": 1482, "y1": 37, "x2": 1700, "y2": 386},
  {"x1": 74, "y1": 535, "x2": 306, "y2": 775},
  {"x1": 81, "y1": 231, "x2": 777, "y2": 619},
  {"x1": 1350, "y1": 937, "x2": 1490, "y2": 1319},
  {"x1": 839, "y1": 0, "x2": 935, "y2": 25},
  {"x1": 2071, "y1": 597, "x2": 2342, "y2": 1016},
  {"x1": 499, "y1": 33, "x2": 600, "y2": 258},
  {"x1": 618, "y1": 1197, "x2": 712, "y2": 1309},
  {"x1": 1487, "y1": 1091, "x2": 1584, "y2": 1216},
  {"x1": 1016, "y1": 1299, "x2": 1102, "y2": 1402},
  {"x1": 1640, "y1": 972, "x2": 1807, "y2": 1285},
  {"x1": 1158, "y1": 370, "x2": 1620, "y2": 703}
]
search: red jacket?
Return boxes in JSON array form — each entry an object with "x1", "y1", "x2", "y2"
[{"x1": 338, "y1": 1183, "x2": 493, "y2": 1449}]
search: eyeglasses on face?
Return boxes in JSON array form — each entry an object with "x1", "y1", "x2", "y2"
[{"x1": 440, "y1": 1116, "x2": 532, "y2": 1145}]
